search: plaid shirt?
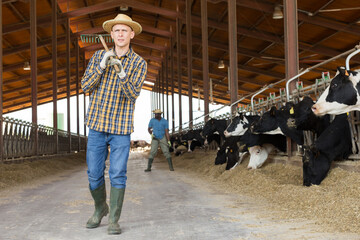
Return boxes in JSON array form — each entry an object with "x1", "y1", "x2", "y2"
[{"x1": 81, "y1": 46, "x2": 147, "y2": 135}]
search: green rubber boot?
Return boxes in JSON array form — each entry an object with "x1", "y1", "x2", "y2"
[
  {"x1": 108, "y1": 187, "x2": 126, "y2": 235},
  {"x1": 144, "y1": 158, "x2": 153, "y2": 172},
  {"x1": 167, "y1": 157, "x2": 174, "y2": 171},
  {"x1": 86, "y1": 183, "x2": 109, "y2": 228}
]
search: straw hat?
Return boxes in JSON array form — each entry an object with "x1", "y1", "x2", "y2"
[
  {"x1": 102, "y1": 14, "x2": 142, "y2": 35},
  {"x1": 153, "y1": 109, "x2": 163, "y2": 114}
]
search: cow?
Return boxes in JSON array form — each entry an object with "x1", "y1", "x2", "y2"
[
  {"x1": 312, "y1": 67, "x2": 360, "y2": 116},
  {"x1": 223, "y1": 112, "x2": 286, "y2": 169},
  {"x1": 174, "y1": 141, "x2": 189, "y2": 156},
  {"x1": 181, "y1": 129, "x2": 205, "y2": 152},
  {"x1": 205, "y1": 133, "x2": 221, "y2": 148},
  {"x1": 241, "y1": 130, "x2": 287, "y2": 153},
  {"x1": 224, "y1": 114, "x2": 260, "y2": 137},
  {"x1": 247, "y1": 144, "x2": 274, "y2": 169},
  {"x1": 250, "y1": 104, "x2": 304, "y2": 146},
  {"x1": 302, "y1": 146, "x2": 331, "y2": 186},
  {"x1": 293, "y1": 96, "x2": 331, "y2": 137},
  {"x1": 170, "y1": 134, "x2": 190, "y2": 155},
  {"x1": 202, "y1": 118, "x2": 229, "y2": 147},
  {"x1": 225, "y1": 143, "x2": 240, "y2": 170},
  {"x1": 214, "y1": 135, "x2": 242, "y2": 168},
  {"x1": 302, "y1": 113, "x2": 353, "y2": 186}
]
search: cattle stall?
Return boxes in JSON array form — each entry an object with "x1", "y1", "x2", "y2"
[{"x1": 171, "y1": 46, "x2": 360, "y2": 179}]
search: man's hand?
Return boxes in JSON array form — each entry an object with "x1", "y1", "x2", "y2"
[
  {"x1": 109, "y1": 58, "x2": 126, "y2": 79},
  {"x1": 100, "y1": 51, "x2": 116, "y2": 70}
]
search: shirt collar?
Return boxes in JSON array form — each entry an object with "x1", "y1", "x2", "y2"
[{"x1": 110, "y1": 45, "x2": 133, "y2": 58}]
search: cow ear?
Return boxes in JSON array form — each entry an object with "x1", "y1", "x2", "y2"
[
  {"x1": 270, "y1": 106, "x2": 277, "y2": 116},
  {"x1": 337, "y1": 66, "x2": 347, "y2": 76}
]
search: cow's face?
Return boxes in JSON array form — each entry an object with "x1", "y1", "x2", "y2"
[
  {"x1": 225, "y1": 147, "x2": 239, "y2": 170},
  {"x1": 302, "y1": 147, "x2": 331, "y2": 186},
  {"x1": 251, "y1": 107, "x2": 282, "y2": 135},
  {"x1": 224, "y1": 114, "x2": 248, "y2": 137},
  {"x1": 202, "y1": 119, "x2": 216, "y2": 137},
  {"x1": 294, "y1": 96, "x2": 316, "y2": 129},
  {"x1": 215, "y1": 149, "x2": 227, "y2": 165},
  {"x1": 247, "y1": 144, "x2": 274, "y2": 169},
  {"x1": 312, "y1": 67, "x2": 360, "y2": 116}
]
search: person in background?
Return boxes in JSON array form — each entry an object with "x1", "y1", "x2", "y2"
[
  {"x1": 145, "y1": 109, "x2": 174, "y2": 172},
  {"x1": 81, "y1": 14, "x2": 147, "y2": 235}
]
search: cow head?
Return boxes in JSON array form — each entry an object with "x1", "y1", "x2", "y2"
[
  {"x1": 224, "y1": 114, "x2": 259, "y2": 137},
  {"x1": 312, "y1": 67, "x2": 360, "y2": 116},
  {"x1": 302, "y1": 146, "x2": 331, "y2": 186},
  {"x1": 225, "y1": 146, "x2": 239, "y2": 170},
  {"x1": 247, "y1": 144, "x2": 274, "y2": 169},
  {"x1": 250, "y1": 106, "x2": 283, "y2": 135},
  {"x1": 215, "y1": 148, "x2": 227, "y2": 165},
  {"x1": 294, "y1": 96, "x2": 331, "y2": 136}
]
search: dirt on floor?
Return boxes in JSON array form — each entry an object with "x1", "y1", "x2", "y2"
[
  {"x1": 1, "y1": 149, "x2": 360, "y2": 236},
  {"x1": 0, "y1": 152, "x2": 86, "y2": 191},
  {"x1": 166, "y1": 149, "x2": 360, "y2": 235}
]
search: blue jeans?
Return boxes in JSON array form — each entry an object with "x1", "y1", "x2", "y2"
[{"x1": 86, "y1": 129, "x2": 130, "y2": 190}]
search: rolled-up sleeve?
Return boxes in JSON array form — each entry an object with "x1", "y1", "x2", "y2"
[{"x1": 119, "y1": 60, "x2": 147, "y2": 102}]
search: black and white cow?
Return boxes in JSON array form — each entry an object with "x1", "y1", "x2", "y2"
[
  {"x1": 202, "y1": 118, "x2": 228, "y2": 141},
  {"x1": 250, "y1": 104, "x2": 304, "y2": 146},
  {"x1": 302, "y1": 113, "x2": 353, "y2": 186},
  {"x1": 312, "y1": 67, "x2": 360, "y2": 116},
  {"x1": 293, "y1": 96, "x2": 331, "y2": 136},
  {"x1": 214, "y1": 135, "x2": 242, "y2": 168},
  {"x1": 224, "y1": 114, "x2": 260, "y2": 137},
  {"x1": 205, "y1": 133, "x2": 221, "y2": 148},
  {"x1": 181, "y1": 129, "x2": 204, "y2": 152},
  {"x1": 224, "y1": 112, "x2": 286, "y2": 169}
]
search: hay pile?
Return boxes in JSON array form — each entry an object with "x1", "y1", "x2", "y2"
[
  {"x1": 172, "y1": 150, "x2": 360, "y2": 234},
  {"x1": 0, "y1": 152, "x2": 86, "y2": 190}
]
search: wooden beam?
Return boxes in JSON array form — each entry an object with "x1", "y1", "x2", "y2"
[{"x1": 62, "y1": 0, "x2": 178, "y2": 19}]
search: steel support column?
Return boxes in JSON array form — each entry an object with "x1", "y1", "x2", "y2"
[
  {"x1": 201, "y1": 0, "x2": 209, "y2": 122},
  {"x1": 170, "y1": 36, "x2": 175, "y2": 132},
  {"x1": 284, "y1": 0, "x2": 299, "y2": 158},
  {"x1": 83, "y1": 52, "x2": 87, "y2": 143},
  {"x1": 166, "y1": 51, "x2": 169, "y2": 121},
  {"x1": 0, "y1": 2, "x2": 3, "y2": 161},
  {"x1": 66, "y1": 18, "x2": 71, "y2": 153},
  {"x1": 186, "y1": 0, "x2": 193, "y2": 129},
  {"x1": 176, "y1": 2, "x2": 182, "y2": 131},
  {"x1": 228, "y1": 0, "x2": 238, "y2": 113},
  {"x1": 161, "y1": 62, "x2": 165, "y2": 114},
  {"x1": 30, "y1": 0, "x2": 38, "y2": 156},
  {"x1": 52, "y1": 0, "x2": 58, "y2": 154},
  {"x1": 76, "y1": 39, "x2": 80, "y2": 152}
]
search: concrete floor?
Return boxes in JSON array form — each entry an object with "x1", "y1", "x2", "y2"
[{"x1": 0, "y1": 151, "x2": 359, "y2": 240}]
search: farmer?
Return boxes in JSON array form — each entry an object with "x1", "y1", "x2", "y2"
[
  {"x1": 81, "y1": 14, "x2": 147, "y2": 235},
  {"x1": 145, "y1": 109, "x2": 174, "y2": 172}
]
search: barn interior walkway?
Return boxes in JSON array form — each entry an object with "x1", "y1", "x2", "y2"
[{"x1": 0, "y1": 151, "x2": 358, "y2": 240}]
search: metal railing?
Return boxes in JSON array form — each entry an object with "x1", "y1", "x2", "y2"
[
  {"x1": 166, "y1": 44, "x2": 360, "y2": 160},
  {"x1": 1, "y1": 116, "x2": 86, "y2": 161}
]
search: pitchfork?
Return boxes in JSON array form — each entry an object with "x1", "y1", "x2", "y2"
[{"x1": 80, "y1": 34, "x2": 126, "y2": 78}]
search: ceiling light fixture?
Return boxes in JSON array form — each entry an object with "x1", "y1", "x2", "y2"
[
  {"x1": 23, "y1": 61, "x2": 31, "y2": 71},
  {"x1": 218, "y1": 60, "x2": 225, "y2": 69},
  {"x1": 120, "y1": 5, "x2": 129, "y2": 11},
  {"x1": 144, "y1": 80, "x2": 155, "y2": 86},
  {"x1": 272, "y1": 5, "x2": 283, "y2": 19}
]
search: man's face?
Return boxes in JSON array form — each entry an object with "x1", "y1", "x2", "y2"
[
  {"x1": 155, "y1": 113, "x2": 162, "y2": 119},
  {"x1": 111, "y1": 24, "x2": 135, "y2": 48}
]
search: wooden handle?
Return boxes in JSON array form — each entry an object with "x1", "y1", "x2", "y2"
[{"x1": 98, "y1": 35, "x2": 120, "y2": 73}]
